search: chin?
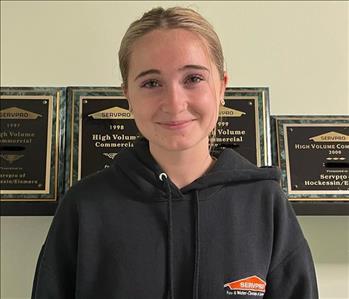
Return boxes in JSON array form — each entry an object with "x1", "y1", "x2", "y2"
[{"x1": 151, "y1": 135, "x2": 209, "y2": 153}]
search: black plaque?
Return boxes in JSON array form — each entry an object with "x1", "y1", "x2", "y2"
[
  {"x1": 0, "y1": 87, "x2": 65, "y2": 215},
  {"x1": 214, "y1": 88, "x2": 270, "y2": 166},
  {"x1": 273, "y1": 116, "x2": 349, "y2": 201},
  {"x1": 0, "y1": 98, "x2": 50, "y2": 192},
  {"x1": 66, "y1": 87, "x2": 139, "y2": 189}
]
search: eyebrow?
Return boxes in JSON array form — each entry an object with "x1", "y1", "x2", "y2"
[
  {"x1": 134, "y1": 69, "x2": 161, "y2": 81},
  {"x1": 134, "y1": 65, "x2": 210, "y2": 81},
  {"x1": 178, "y1": 64, "x2": 210, "y2": 72}
]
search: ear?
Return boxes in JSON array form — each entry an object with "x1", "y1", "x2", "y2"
[{"x1": 220, "y1": 72, "x2": 228, "y2": 99}]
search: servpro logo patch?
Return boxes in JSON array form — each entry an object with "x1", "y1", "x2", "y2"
[{"x1": 224, "y1": 275, "x2": 266, "y2": 297}]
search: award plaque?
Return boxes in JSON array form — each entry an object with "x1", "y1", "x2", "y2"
[
  {"x1": 0, "y1": 87, "x2": 66, "y2": 215},
  {"x1": 215, "y1": 88, "x2": 271, "y2": 166},
  {"x1": 66, "y1": 87, "x2": 139, "y2": 190},
  {"x1": 273, "y1": 116, "x2": 349, "y2": 204}
]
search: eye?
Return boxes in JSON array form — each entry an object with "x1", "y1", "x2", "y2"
[
  {"x1": 184, "y1": 74, "x2": 204, "y2": 86},
  {"x1": 141, "y1": 79, "x2": 161, "y2": 89}
]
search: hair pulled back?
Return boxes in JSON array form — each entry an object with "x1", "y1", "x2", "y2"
[{"x1": 118, "y1": 6, "x2": 225, "y2": 87}]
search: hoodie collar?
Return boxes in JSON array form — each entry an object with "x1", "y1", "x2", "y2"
[{"x1": 113, "y1": 138, "x2": 281, "y2": 201}]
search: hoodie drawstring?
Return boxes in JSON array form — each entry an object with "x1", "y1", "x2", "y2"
[
  {"x1": 193, "y1": 190, "x2": 200, "y2": 299},
  {"x1": 159, "y1": 173, "x2": 175, "y2": 299},
  {"x1": 159, "y1": 173, "x2": 201, "y2": 299}
]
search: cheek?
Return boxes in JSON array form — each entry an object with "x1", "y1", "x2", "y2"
[
  {"x1": 193, "y1": 95, "x2": 219, "y2": 132},
  {"x1": 201, "y1": 93, "x2": 220, "y2": 118},
  {"x1": 128, "y1": 91, "x2": 150, "y2": 118},
  {"x1": 132, "y1": 100, "x2": 158, "y2": 129},
  {"x1": 133, "y1": 110, "x2": 151, "y2": 127}
]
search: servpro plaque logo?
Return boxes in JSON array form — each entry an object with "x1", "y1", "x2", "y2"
[
  {"x1": 309, "y1": 131, "x2": 349, "y2": 142},
  {"x1": 219, "y1": 106, "x2": 246, "y2": 118},
  {"x1": 224, "y1": 275, "x2": 266, "y2": 297},
  {"x1": 0, "y1": 107, "x2": 42, "y2": 119},
  {"x1": 88, "y1": 106, "x2": 133, "y2": 120}
]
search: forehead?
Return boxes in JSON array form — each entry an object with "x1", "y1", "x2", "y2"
[
  {"x1": 128, "y1": 28, "x2": 213, "y2": 73},
  {"x1": 135, "y1": 28, "x2": 206, "y2": 46}
]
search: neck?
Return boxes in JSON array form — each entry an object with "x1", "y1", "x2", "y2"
[{"x1": 149, "y1": 139, "x2": 214, "y2": 189}]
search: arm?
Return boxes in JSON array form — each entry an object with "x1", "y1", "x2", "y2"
[
  {"x1": 264, "y1": 238, "x2": 318, "y2": 298},
  {"x1": 31, "y1": 189, "x2": 79, "y2": 299},
  {"x1": 264, "y1": 183, "x2": 318, "y2": 299}
]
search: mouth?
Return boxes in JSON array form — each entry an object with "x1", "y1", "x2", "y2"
[{"x1": 157, "y1": 119, "x2": 195, "y2": 130}]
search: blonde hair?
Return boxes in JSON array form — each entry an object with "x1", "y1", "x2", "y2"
[{"x1": 118, "y1": 6, "x2": 225, "y2": 88}]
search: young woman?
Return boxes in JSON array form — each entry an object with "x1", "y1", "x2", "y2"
[{"x1": 32, "y1": 7, "x2": 318, "y2": 299}]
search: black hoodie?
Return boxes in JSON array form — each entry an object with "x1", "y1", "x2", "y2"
[{"x1": 32, "y1": 138, "x2": 318, "y2": 299}]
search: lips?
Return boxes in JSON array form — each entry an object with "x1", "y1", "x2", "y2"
[{"x1": 157, "y1": 119, "x2": 194, "y2": 130}]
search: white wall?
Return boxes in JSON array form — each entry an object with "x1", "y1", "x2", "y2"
[{"x1": 1, "y1": 1, "x2": 348, "y2": 298}]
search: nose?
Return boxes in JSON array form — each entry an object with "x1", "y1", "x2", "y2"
[{"x1": 161, "y1": 84, "x2": 187, "y2": 114}]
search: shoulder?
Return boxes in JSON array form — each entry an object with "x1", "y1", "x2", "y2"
[
  {"x1": 61, "y1": 165, "x2": 125, "y2": 208},
  {"x1": 67, "y1": 167, "x2": 115, "y2": 194}
]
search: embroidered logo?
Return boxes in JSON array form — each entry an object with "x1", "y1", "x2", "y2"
[{"x1": 224, "y1": 275, "x2": 266, "y2": 297}]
